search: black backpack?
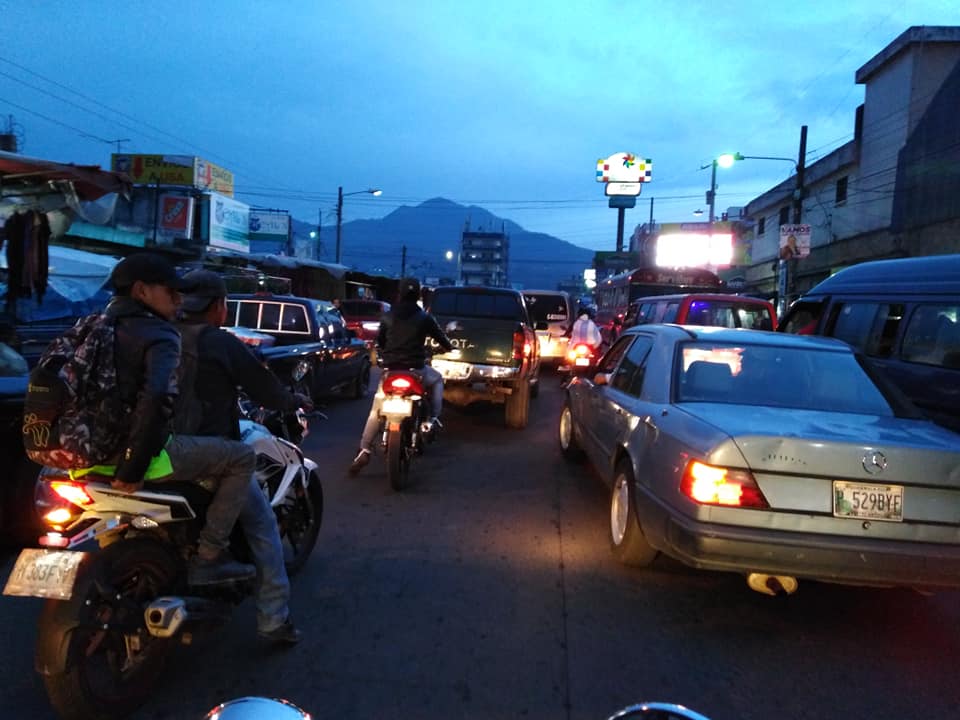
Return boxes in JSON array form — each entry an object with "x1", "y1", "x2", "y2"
[{"x1": 22, "y1": 313, "x2": 131, "y2": 469}]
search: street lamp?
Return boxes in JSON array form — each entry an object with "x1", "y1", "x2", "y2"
[{"x1": 335, "y1": 186, "x2": 382, "y2": 264}]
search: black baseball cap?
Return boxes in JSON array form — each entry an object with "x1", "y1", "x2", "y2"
[
  {"x1": 180, "y1": 269, "x2": 229, "y2": 313},
  {"x1": 400, "y1": 277, "x2": 421, "y2": 300},
  {"x1": 109, "y1": 253, "x2": 189, "y2": 292}
]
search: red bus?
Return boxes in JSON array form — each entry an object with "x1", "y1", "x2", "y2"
[{"x1": 595, "y1": 266, "x2": 724, "y2": 341}]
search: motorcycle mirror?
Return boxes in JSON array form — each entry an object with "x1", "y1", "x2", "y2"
[
  {"x1": 607, "y1": 702, "x2": 712, "y2": 720},
  {"x1": 204, "y1": 696, "x2": 311, "y2": 719}
]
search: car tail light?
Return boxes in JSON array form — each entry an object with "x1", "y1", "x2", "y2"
[
  {"x1": 383, "y1": 373, "x2": 424, "y2": 396},
  {"x1": 680, "y1": 460, "x2": 769, "y2": 509},
  {"x1": 49, "y1": 481, "x2": 94, "y2": 507},
  {"x1": 512, "y1": 330, "x2": 525, "y2": 360}
]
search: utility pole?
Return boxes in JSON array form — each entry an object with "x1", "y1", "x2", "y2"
[
  {"x1": 401, "y1": 245, "x2": 407, "y2": 277},
  {"x1": 777, "y1": 125, "x2": 807, "y2": 317},
  {"x1": 316, "y1": 207, "x2": 322, "y2": 260},
  {"x1": 335, "y1": 185, "x2": 343, "y2": 264},
  {"x1": 615, "y1": 207, "x2": 626, "y2": 253}
]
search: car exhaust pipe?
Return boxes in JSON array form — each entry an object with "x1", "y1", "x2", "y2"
[{"x1": 747, "y1": 573, "x2": 798, "y2": 596}]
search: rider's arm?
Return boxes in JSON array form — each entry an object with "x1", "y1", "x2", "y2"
[
  {"x1": 425, "y1": 314, "x2": 454, "y2": 353},
  {"x1": 376, "y1": 314, "x2": 390, "y2": 350},
  {"x1": 217, "y1": 330, "x2": 300, "y2": 411},
  {"x1": 114, "y1": 325, "x2": 180, "y2": 488}
]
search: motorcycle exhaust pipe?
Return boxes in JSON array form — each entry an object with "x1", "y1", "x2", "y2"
[
  {"x1": 144, "y1": 596, "x2": 232, "y2": 638},
  {"x1": 746, "y1": 573, "x2": 798, "y2": 596}
]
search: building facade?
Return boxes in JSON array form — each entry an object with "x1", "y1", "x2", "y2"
[{"x1": 459, "y1": 225, "x2": 509, "y2": 287}]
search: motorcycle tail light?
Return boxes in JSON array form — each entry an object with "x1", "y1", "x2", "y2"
[
  {"x1": 384, "y1": 373, "x2": 424, "y2": 395},
  {"x1": 50, "y1": 481, "x2": 94, "y2": 507},
  {"x1": 567, "y1": 343, "x2": 594, "y2": 362},
  {"x1": 680, "y1": 460, "x2": 769, "y2": 509}
]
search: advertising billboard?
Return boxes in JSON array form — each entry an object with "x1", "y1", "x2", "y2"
[
  {"x1": 158, "y1": 195, "x2": 195, "y2": 239},
  {"x1": 208, "y1": 192, "x2": 249, "y2": 253},
  {"x1": 111, "y1": 154, "x2": 234, "y2": 196},
  {"x1": 655, "y1": 222, "x2": 733, "y2": 268}
]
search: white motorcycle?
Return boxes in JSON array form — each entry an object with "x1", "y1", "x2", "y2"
[{"x1": 4, "y1": 405, "x2": 322, "y2": 720}]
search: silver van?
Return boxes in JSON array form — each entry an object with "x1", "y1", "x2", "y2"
[{"x1": 522, "y1": 290, "x2": 574, "y2": 367}]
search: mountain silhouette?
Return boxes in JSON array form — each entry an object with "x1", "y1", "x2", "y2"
[{"x1": 292, "y1": 197, "x2": 593, "y2": 290}]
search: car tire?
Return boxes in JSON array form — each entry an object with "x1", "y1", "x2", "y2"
[
  {"x1": 609, "y1": 460, "x2": 658, "y2": 567},
  {"x1": 558, "y1": 400, "x2": 584, "y2": 462},
  {"x1": 504, "y1": 378, "x2": 530, "y2": 429}
]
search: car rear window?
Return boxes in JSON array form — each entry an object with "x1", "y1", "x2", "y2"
[
  {"x1": 340, "y1": 301, "x2": 385, "y2": 316},
  {"x1": 675, "y1": 342, "x2": 895, "y2": 416},
  {"x1": 523, "y1": 294, "x2": 568, "y2": 324},
  {"x1": 431, "y1": 291, "x2": 524, "y2": 321}
]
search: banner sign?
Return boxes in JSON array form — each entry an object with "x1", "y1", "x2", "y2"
[
  {"x1": 249, "y1": 210, "x2": 290, "y2": 238},
  {"x1": 158, "y1": 195, "x2": 194, "y2": 238},
  {"x1": 208, "y1": 193, "x2": 249, "y2": 253},
  {"x1": 779, "y1": 224, "x2": 811, "y2": 259},
  {"x1": 111, "y1": 154, "x2": 234, "y2": 197}
]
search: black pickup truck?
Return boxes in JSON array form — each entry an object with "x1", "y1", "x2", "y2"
[
  {"x1": 427, "y1": 286, "x2": 542, "y2": 429},
  {"x1": 223, "y1": 293, "x2": 372, "y2": 401}
]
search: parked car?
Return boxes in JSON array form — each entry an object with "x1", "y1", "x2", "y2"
[
  {"x1": 522, "y1": 290, "x2": 575, "y2": 368},
  {"x1": 623, "y1": 293, "x2": 777, "y2": 331},
  {"x1": 338, "y1": 298, "x2": 391, "y2": 347},
  {"x1": 779, "y1": 254, "x2": 960, "y2": 432},
  {"x1": 559, "y1": 324, "x2": 960, "y2": 593},
  {"x1": 427, "y1": 285, "x2": 542, "y2": 429},
  {"x1": 223, "y1": 293, "x2": 371, "y2": 401}
]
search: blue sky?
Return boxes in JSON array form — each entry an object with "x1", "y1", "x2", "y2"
[{"x1": 1, "y1": 1, "x2": 957, "y2": 252}]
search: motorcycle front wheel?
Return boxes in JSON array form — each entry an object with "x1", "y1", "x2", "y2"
[
  {"x1": 278, "y1": 470, "x2": 324, "y2": 576},
  {"x1": 37, "y1": 538, "x2": 182, "y2": 720},
  {"x1": 387, "y1": 418, "x2": 413, "y2": 491}
]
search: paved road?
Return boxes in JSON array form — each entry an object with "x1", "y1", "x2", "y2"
[{"x1": 2, "y1": 371, "x2": 960, "y2": 719}]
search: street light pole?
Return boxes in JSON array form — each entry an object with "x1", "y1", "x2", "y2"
[{"x1": 335, "y1": 186, "x2": 382, "y2": 265}]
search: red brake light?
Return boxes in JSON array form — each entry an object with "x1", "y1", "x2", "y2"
[
  {"x1": 383, "y1": 373, "x2": 424, "y2": 395},
  {"x1": 50, "y1": 481, "x2": 94, "y2": 507},
  {"x1": 680, "y1": 461, "x2": 768, "y2": 509},
  {"x1": 512, "y1": 330, "x2": 525, "y2": 360}
]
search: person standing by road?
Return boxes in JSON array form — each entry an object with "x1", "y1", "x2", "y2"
[{"x1": 349, "y1": 277, "x2": 453, "y2": 475}]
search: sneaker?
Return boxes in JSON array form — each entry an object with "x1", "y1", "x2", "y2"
[
  {"x1": 348, "y1": 448, "x2": 371, "y2": 475},
  {"x1": 258, "y1": 617, "x2": 302, "y2": 645},
  {"x1": 421, "y1": 417, "x2": 442, "y2": 435},
  {"x1": 187, "y1": 552, "x2": 256, "y2": 586}
]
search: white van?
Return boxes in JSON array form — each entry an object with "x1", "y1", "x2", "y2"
[{"x1": 522, "y1": 290, "x2": 574, "y2": 367}]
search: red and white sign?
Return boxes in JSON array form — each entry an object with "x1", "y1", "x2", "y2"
[{"x1": 159, "y1": 195, "x2": 195, "y2": 238}]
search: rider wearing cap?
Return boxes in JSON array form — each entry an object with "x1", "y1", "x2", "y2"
[{"x1": 349, "y1": 277, "x2": 453, "y2": 474}]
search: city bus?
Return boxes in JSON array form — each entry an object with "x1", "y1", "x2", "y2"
[{"x1": 595, "y1": 266, "x2": 724, "y2": 342}]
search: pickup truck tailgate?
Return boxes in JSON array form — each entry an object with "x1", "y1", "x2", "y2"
[{"x1": 432, "y1": 315, "x2": 519, "y2": 366}]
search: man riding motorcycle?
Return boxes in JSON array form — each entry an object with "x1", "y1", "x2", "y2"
[
  {"x1": 96, "y1": 254, "x2": 257, "y2": 586},
  {"x1": 349, "y1": 277, "x2": 453, "y2": 475},
  {"x1": 570, "y1": 305, "x2": 603, "y2": 349}
]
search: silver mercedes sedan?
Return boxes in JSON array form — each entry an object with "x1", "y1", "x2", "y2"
[{"x1": 559, "y1": 325, "x2": 960, "y2": 594}]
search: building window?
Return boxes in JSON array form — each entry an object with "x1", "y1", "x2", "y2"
[
  {"x1": 757, "y1": 217, "x2": 766, "y2": 235},
  {"x1": 835, "y1": 176, "x2": 848, "y2": 205},
  {"x1": 778, "y1": 206, "x2": 790, "y2": 226}
]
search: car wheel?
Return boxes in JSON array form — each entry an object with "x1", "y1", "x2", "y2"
[
  {"x1": 558, "y1": 400, "x2": 584, "y2": 462},
  {"x1": 504, "y1": 378, "x2": 530, "y2": 429},
  {"x1": 609, "y1": 461, "x2": 657, "y2": 567}
]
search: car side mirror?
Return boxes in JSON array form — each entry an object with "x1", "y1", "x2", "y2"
[{"x1": 535, "y1": 321, "x2": 549, "y2": 331}]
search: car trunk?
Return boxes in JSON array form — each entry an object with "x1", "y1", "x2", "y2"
[{"x1": 431, "y1": 315, "x2": 521, "y2": 367}]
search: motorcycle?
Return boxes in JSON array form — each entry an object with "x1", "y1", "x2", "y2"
[
  {"x1": 560, "y1": 342, "x2": 602, "y2": 385},
  {"x1": 377, "y1": 367, "x2": 435, "y2": 491},
  {"x1": 5, "y1": 405, "x2": 322, "y2": 720}
]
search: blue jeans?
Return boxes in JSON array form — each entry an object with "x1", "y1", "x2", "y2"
[{"x1": 239, "y1": 476, "x2": 291, "y2": 633}]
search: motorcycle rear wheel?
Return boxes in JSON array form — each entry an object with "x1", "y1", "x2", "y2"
[
  {"x1": 387, "y1": 420, "x2": 413, "y2": 491},
  {"x1": 279, "y1": 471, "x2": 324, "y2": 576},
  {"x1": 38, "y1": 538, "x2": 182, "y2": 720}
]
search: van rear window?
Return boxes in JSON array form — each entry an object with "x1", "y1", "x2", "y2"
[
  {"x1": 431, "y1": 291, "x2": 524, "y2": 321},
  {"x1": 524, "y1": 294, "x2": 568, "y2": 323}
]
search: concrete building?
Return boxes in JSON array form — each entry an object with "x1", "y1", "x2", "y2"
[
  {"x1": 733, "y1": 26, "x2": 960, "y2": 305},
  {"x1": 459, "y1": 224, "x2": 509, "y2": 286}
]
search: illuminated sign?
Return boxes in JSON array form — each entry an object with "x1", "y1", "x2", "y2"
[
  {"x1": 158, "y1": 195, "x2": 194, "y2": 238},
  {"x1": 596, "y1": 152, "x2": 652, "y2": 183},
  {"x1": 656, "y1": 223, "x2": 733, "y2": 268}
]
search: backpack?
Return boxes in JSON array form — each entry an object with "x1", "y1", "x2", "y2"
[{"x1": 22, "y1": 312, "x2": 130, "y2": 469}]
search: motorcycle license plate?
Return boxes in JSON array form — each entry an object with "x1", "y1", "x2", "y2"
[
  {"x1": 382, "y1": 397, "x2": 413, "y2": 415},
  {"x1": 574, "y1": 357, "x2": 591, "y2": 366},
  {"x1": 3, "y1": 548, "x2": 86, "y2": 600}
]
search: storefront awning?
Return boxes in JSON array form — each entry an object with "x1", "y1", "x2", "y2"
[{"x1": 0, "y1": 150, "x2": 131, "y2": 202}]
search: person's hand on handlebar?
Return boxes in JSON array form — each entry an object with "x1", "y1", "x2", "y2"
[{"x1": 292, "y1": 392, "x2": 314, "y2": 412}]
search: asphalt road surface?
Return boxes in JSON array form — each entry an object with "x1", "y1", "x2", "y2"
[{"x1": 2, "y1": 370, "x2": 960, "y2": 720}]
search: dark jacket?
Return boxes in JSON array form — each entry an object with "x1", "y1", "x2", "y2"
[
  {"x1": 377, "y1": 300, "x2": 453, "y2": 369},
  {"x1": 106, "y1": 296, "x2": 180, "y2": 484},
  {"x1": 180, "y1": 321, "x2": 300, "y2": 440}
]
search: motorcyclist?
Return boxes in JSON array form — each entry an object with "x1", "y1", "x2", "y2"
[
  {"x1": 95, "y1": 253, "x2": 256, "y2": 586},
  {"x1": 177, "y1": 269, "x2": 313, "y2": 645},
  {"x1": 349, "y1": 277, "x2": 453, "y2": 475},
  {"x1": 570, "y1": 305, "x2": 603, "y2": 349}
]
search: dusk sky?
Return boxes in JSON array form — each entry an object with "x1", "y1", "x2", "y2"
[{"x1": 2, "y1": 1, "x2": 957, "y2": 252}]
